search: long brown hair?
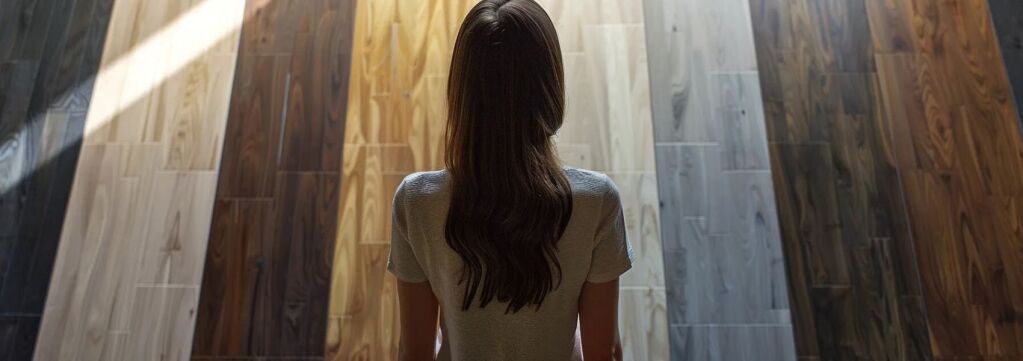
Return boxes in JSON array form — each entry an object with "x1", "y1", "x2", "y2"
[{"x1": 444, "y1": 0, "x2": 573, "y2": 313}]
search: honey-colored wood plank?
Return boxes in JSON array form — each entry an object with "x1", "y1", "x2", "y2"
[
  {"x1": 329, "y1": 1, "x2": 667, "y2": 359},
  {"x1": 327, "y1": 1, "x2": 475, "y2": 358}
]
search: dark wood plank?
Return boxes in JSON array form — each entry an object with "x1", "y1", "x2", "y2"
[
  {"x1": 0, "y1": 0, "x2": 113, "y2": 358},
  {"x1": 193, "y1": 200, "x2": 275, "y2": 357},
  {"x1": 194, "y1": 0, "x2": 355, "y2": 358},
  {"x1": 268, "y1": 172, "x2": 339, "y2": 357},
  {"x1": 216, "y1": 55, "x2": 289, "y2": 198},
  {"x1": 0, "y1": 315, "x2": 40, "y2": 360},
  {"x1": 988, "y1": 0, "x2": 1023, "y2": 132},
  {"x1": 277, "y1": 7, "x2": 351, "y2": 172}
]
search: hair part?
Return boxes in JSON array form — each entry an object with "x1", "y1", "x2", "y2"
[{"x1": 444, "y1": 0, "x2": 573, "y2": 313}]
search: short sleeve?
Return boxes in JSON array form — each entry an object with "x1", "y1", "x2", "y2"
[
  {"x1": 586, "y1": 175, "x2": 635, "y2": 283},
  {"x1": 387, "y1": 178, "x2": 428, "y2": 283}
]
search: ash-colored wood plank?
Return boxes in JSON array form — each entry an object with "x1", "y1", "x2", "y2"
[
  {"x1": 608, "y1": 173, "x2": 664, "y2": 289},
  {"x1": 670, "y1": 325, "x2": 796, "y2": 361},
  {"x1": 121, "y1": 286, "x2": 199, "y2": 361},
  {"x1": 710, "y1": 73, "x2": 771, "y2": 170},
  {"x1": 36, "y1": 145, "x2": 162, "y2": 361},
  {"x1": 136, "y1": 172, "x2": 218, "y2": 286},
  {"x1": 161, "y1": 54, "x2": 237, "y2": 171},
  {"x1": 37, "y1": 0, "x2": 245, "y2": 358},
  {"x1": 619, "y1": 288, "x2": 669, "y2": 361}
]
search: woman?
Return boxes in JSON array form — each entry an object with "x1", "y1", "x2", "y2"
[{"x1": 387, "y1": 0, "x2": 634, "y2": 360}]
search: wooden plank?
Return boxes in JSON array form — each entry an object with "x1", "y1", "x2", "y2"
[
  {"x1": 36, "y1": 145, "x2": 162, "y2": 360},
  {"x1": 987, "y1": 0, "x2": 1023, "y2": 132},
  {"x1": 268, "y1": 172, "x2": 340, "y2": 356},
  {"x1": 326, "y1": 1, "x2": 475, "y2": 359},
  {"x1": 619, "y1": 288, "x2": 669, "y2": 361},
  {"x1": 670, "y1": 325, "x2": 796, "y2": 361},
  {"x1": 215, "y1": 55, "x2": 289, "y2": 198},
  {"x1": 194, "y1": 0, "x2": 355, "y2": 358},
  {"x1": 646, "y1": 0, "x2": 793, "y2": 357},
  {"x1": 136, "y1": 172, "x2": 218, "y2": 286},
  {"x1": 608, "y1": 173, "x2": 664, "y2": 289},
  {"x1": 35, "y1": 0, "x2": 244, "y2": 358},
  {"x1": 192, "y1": 200, "x2": 275, "y2": 357},
  {"x1": 710, "y1": 73, "x2": 771, "y2": 170},
  {"x1": 0, "y1": 315, "x2": 40, "y2": 360},
  {"x1": 122, "y1": 286, "x2": 200, "y2": 361}
]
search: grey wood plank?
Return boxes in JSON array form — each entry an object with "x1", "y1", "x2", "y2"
[
  {"x1": 670, "y1": 325, "x2": 796, "y2": 361},
  {"x1": 654, "y1": 145, "x2": 707, "y2": 226},
  {"x1": 643, "y1": 0, "x2": 717, "y2": 143},
  {"x1": 710, "y1": 73, "x2": 770, "y2": 170}
]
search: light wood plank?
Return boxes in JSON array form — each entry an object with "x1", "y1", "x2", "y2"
[
  {"x1": 670, "y1": 325, "x2": 797, "y2": 361},
  {"x1": 620, "y1": 288, "x2": 670, "y2": 361},
  {"x1": 121, "y1": 286, "x2": 199, "y2": 361},
  {"x1": 36, "y1": 0, "x2": 244, "y2": 358},
  {"x1": 137, "y1": 172, "x2": 218, "y2": 286}
]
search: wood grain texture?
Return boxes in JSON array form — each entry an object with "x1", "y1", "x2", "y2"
[
  {"x1": 549, "y1": 2, "x2": 670, "y2": 358},
  {"x1": 870, "y1": 0, "x2": 1023, "y2": 355},
  {"x1": 751, "y1": 0, "x2": 1023, "y2": 358},
  {"x1": 192, "y1": 0, "x2": 355, "y2": 358},
  {"x1": 644, "y1": 0, "x2": 795, "y2": 359},
  {"x1": 327, "y1": 1, "x2": 475, "y2": 359},
  {"x1": 0, "y1": 0, "x2": 114, "y2": 358},
  {"x1": 987, "y1": 0, "x2": 1023, "y2": 132},
  {"x1": 540, "y1": 1, "x2": 669, "y2": 359},
  {"x1": 326, "y1": 0, "x2": 668, "y2": 359},
  {"x1": 34, "y1": 0, "x2": 245, "y2": 359}
]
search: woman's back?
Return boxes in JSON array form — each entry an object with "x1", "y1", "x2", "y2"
[{"x1": 388, "y1": 167, "x2": 633, "y2": 360}]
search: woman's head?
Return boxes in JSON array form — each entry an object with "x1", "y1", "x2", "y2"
[
  {"x1": 446, "y1": 0, "x2": 565, "y2": 166},
  {"x1": 444, "y1": 0, "x2": 573, "y2": 313}
]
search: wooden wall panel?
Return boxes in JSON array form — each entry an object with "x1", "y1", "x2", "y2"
[
  {"x1": 0, "y1": 0, "x2": 114, "y2": 358},
  {"x1": 326, "y1": 1, "x2": 475, "y2": 359},
  {"x1": 539, "y1": 1, "x2": 670, "y2": 358},
  {"x1": 748, "y1": 0, "x2": 935, "y2": 358},
  {"x1": 33, "y1": 0, "x2": 246, "y2": 359},
  {"x1": 751, "y1": 0, "x2": 1023, "y2": 359},
  {"x1": 192, "y1": 0, "x2": 356, "y2": 359},
  {"x1": 643, "y1": 0, "x2": 796, "y2": 359},
  {"x1": 326, "y1": 1, "x2": 668, "y2": 360},
  {"x1": 987, "y1": 0, "x2": 1023, "y2": 131},
  {"x1": 872, "y1": 0, "x2": 1023, "y2": 357}
]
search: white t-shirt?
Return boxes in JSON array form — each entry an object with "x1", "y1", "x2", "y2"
[{"x1": 387, "y1": 167, "x2": 635, "y2": 361}]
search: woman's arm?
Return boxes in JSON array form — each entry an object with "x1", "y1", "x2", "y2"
[
  {"x1": 396, "y1": 279, "x2": 440, "y2": 361},
  {"x1": 578, "y1": 278, "x2": 622, "y2": 361}
]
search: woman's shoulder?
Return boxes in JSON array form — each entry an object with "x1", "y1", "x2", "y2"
[
  {"x1": 396, "y1": 170, "x2": 449, "y2": 199},
  {"x1": 562, "y1": 166, "x2": 618, "y2": 199}
]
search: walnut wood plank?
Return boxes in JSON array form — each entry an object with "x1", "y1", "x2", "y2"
[
  {"x1": 192, "y1": 0, "x2": 355, "y2": 358},
  {"x1": 752, "y1": 0, "x2": 1023, "y2": 358}
]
